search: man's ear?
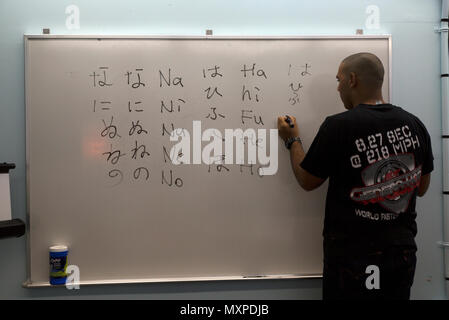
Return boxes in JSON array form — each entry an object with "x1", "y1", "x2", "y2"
[{"x1": 349, "y1": 72, "x2": 357, "y2": 88}]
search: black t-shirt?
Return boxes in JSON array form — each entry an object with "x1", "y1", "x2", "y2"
[{"x1": 300, "y1": 103, "x2": 434, "y2": 256}]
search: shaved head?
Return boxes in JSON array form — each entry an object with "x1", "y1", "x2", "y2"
[
  {"x1": 336, "y1": 52, "x2": 386, "y2": 109},
  {"x1": 341, "y1": 52, "x2": 385, "y2": 89}
]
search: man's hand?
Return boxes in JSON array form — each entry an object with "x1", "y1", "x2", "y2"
[
  {"x1": 277, "y1": 115, "x2": 325, "y2": 191},
  {"x1": 277, "y1": 115, "x2": 300, "y2": 142}
]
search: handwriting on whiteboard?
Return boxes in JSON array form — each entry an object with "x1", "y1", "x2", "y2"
[{"x1": 88, "y1": 62, "x2": 312, "y2": 187}]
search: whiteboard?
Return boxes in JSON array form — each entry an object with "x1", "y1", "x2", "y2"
[{"x1": 24, "y1": 35, "x2": 391, "y2": 287}]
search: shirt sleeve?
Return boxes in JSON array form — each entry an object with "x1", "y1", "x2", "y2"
[
  {"x1": 418, "y1": 119, "x2": 434, "y2": 175},
  {"x1": 300, "y1": 117, "x2": 337, "y2": 179}
]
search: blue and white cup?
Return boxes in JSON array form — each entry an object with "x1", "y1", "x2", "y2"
[{"x1": 49, "y1": 245, "x2": 68, "y2": 285}]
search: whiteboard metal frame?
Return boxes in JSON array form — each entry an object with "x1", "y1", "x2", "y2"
[
  {"x1": 23, "y1": 274, "x2": 321, "y2": 288},
  {"x1": 23, "y1": 34, "x2": 392, "y2": 288}
]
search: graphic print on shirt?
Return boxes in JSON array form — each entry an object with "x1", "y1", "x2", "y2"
[{"x1": 348, "y1": 125, "x2": 422, "y2": 218}]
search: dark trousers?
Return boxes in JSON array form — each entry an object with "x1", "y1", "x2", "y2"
[{"x1": 322, "y1": 246, "x2": 417, "y2": 300}]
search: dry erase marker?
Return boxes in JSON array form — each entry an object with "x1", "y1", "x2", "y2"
[{"x1": 285, "y1": 115, "x2": 294, "y2": 128}]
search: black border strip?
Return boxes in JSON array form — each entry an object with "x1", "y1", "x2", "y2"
[
  {"x1": 0, "y1": 219, "x2": 26, "y2": 239},
  {"x1": 0, "y1": 163, "x2": 16, "y2": 174}
]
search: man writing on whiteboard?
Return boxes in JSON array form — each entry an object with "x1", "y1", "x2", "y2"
[{"x1": 278, "y1": 52, "x2": 433, "y2": 300}]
